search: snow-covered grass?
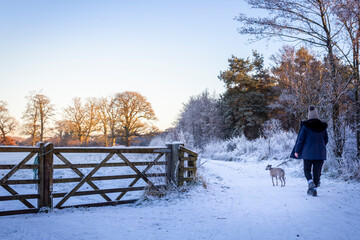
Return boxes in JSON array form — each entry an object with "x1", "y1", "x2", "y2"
[
  {"x1": 200, "y1": 131, "x2": 296, "y2": 162},
  {"x1": 1, "y1": 158, "x2": 360, "y2": 240}
]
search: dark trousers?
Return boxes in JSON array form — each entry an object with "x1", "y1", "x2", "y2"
[{"x1": 303, "y1": 160, "x2": 324, "y2": 187}]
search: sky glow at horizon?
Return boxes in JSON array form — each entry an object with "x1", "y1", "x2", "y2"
[{"x1": 0, "y1": 0, "x2": 281, "y2": 134}]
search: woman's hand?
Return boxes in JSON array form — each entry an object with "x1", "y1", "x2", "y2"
[{"x1": 294, "y1": 152, "x2": 299, "y2": 158}]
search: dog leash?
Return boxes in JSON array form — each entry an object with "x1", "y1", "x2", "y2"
[{"x1": 276, "y1": 158, "x2": 298, "y2": 167}]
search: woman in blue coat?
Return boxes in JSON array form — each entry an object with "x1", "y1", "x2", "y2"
[{"x1": 291, "y1": 105, "x2": 328, "y2": 196}]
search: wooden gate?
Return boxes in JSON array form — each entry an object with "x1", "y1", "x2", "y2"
[{"x1": 0, "y1": 143, "x2": 197, "y2": 216}]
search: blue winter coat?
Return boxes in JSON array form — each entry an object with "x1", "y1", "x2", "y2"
[{"x1": 290, "y1": 119, "x2": 328, "y2": 160}]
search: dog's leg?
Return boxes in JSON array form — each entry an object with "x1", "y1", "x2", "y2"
[
  {"x1": 282, "y1": 176, "x2": 286, "y2": 187},
  {"x1": 276, "y1": 176, "x2": 278, "y2": 186},
  {"x1": 272, "y1": 177, "x2": 275, "y2": 186}
]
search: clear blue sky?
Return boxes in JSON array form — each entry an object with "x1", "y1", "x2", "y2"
[{"x1": 0, "y1": 0, "x2": 281, "y2": 132}]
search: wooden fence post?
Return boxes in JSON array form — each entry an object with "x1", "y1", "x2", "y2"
[
  {"x1": 165, "y1": 142, "x2": 183, "y2": 186},
  {"x1": 39, "y1": 142, "x2": 53, "y2": 210},
  {"x1": 37, "y1": 142, "x2": 44, "y2": 209}
]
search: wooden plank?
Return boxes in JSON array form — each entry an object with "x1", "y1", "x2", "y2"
[
  {"x1": 183, "y1": 167, "x2": 197, "y2": 172},
  {"x1": 53, "y1": 173, "x2": 166, "y2": 183},
  {"x1": 0, "y1": 194, "x2": 39, "y2": 201},
  {"x1": 53, "y1": 161, "x2": 166, "y2": 169},
  {"x1": 0, "y1": 147, "x2": 39, "y2": 152},
  {"x1": 0, "y1": 164, "x2": 38, "y2": 169},
  {"x1": 57, "y1": 199, "x2": 138, "y2": 209},
  {"x1": 0, "y1": 208, "x2": 39, "y2": 217},
  {"x1": 116, "y1": 153, "x2": 163, "y2": 201},
  {"x1": 5, "y1": 179, "x2": 39, "y2": 185},
  {"x1": 116, "y1": 153, "x2": 159, "y2": 192},
  {"x1": 179, "y1": 146, "x2": 198, "y2": 157},
  {"x1": 55, "y1": 153, "x2": 112, "y2": 202},
  {"x1": 180, "y1": 177, "x2": 195, "y2": 182},
  {"x1": 180, "y1": 157, "x2": 197, "y2": 161},
  {"x1": 0, "y1": 161, "x2": 166, "y2": 169},
  {"x1": 54, "y1": 147, "x2": 168, "y2": 154},
  {"x1": 55, "y1": 153, "x2": 114, "y2": 208},
  {"x1": 52, "y1": 186, "x2": 148, "y2": 198},
  {"x1": 0, "y1": 152, "x2": 37, "y2": 185},
  {"x1": 1, "y1": 185, "x2": 36, "y2": 208}
]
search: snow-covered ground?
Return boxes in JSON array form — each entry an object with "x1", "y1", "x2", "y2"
[{"x1": 1, "y1": 158, "x2": 360, "y2": 240}]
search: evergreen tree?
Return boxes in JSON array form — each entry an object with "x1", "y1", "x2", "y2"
[{"x1": 219, "y1": 52, "x2": 276, "y2": 139}]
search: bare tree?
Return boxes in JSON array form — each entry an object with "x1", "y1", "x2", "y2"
[
  {"x1": 22, "y1": 92, "x2": 54, "y2": 145},
  {"x1": 83, "y1": 98, "x2": 99, "y2": 146},
  {"x1": 0, "y1": 101, "x2": 17, "y2": 145},
  {"x1": 64, "y1": 97, "x2": 100, "y2": 146},
  {"x1": 64, "y1": 97, "x2": 88, "y2": 145},
  {"x1": 97, "y1": 97, "x2": 110, "y2": 146},
  {"x1": 114, "y1": 91, "x2": 157, "y2": 146},
  {"x1": 107, "y1": 97, "x2": 122, "y2": 146},
  {"x1": 97, "y1": 96, "x2": 122, "y2": 146},
  {"x1": 237, "y1": 0, "x2": 347, "y2": 158}
]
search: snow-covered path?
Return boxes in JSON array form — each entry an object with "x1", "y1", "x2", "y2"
[{"x1": 1, "y1": 159, "x2": 360, "y2": 240}]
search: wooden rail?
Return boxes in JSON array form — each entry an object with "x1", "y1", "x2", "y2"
[
  {"x1": 0, "y1": 143, "x2": 198, "y2": 216},
  {"x1": 178, "y1": 146, "x2": 198, "y2": 186}
]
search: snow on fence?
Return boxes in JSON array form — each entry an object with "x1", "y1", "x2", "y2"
[{"x1": 0, "y1": 142, "x2": 197, "y2": 216}]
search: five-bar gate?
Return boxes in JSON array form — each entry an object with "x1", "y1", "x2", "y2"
[{"x1": 0, "y1": 143, "x2": 198, "y2": 216}]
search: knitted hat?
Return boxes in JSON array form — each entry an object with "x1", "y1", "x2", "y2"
[{"x1": 308, "y1": 105, "x2": 319, "y2": 119}]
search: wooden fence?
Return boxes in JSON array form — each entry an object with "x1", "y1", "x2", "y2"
[{"x1": 0, "y1": 142, "x2": 197, "y2": 216}]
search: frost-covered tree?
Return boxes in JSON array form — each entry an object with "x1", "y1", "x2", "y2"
[
  {"x1": 262, "y1": 118, "x2": 283, "y2": 157},
  {"x1": 174, "y1": 90, "x2": 224, "y2": 149}
]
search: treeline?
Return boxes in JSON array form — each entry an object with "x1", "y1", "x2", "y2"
[
  {"x1": 0, "y1": 91, "x2": 158, "y2": 146},
  {"x1": 165, "y1": 0, "x2": 360, "y2": 167},
  {"x1": 167, "y1": 46, "x2": 356, "y2": 163}
]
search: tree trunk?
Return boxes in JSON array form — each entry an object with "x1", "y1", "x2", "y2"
[
  {"x1": 124, "y1": 127, "x2": 130, "y2": 147},
  {"x1": 321, "y1": 4, "x2": 344, "y2": 159},
  {"x1": 354, "y1": 41, "x2": 360, "y2": 161},
  {"x1": 0, "y1": 130, "x2": 6, "y2": 144},
  {"x1": 40, "y1": 117, "x2": 44, "y2": 142},
  {"x1": 356, "y1": 89, "x2": 360, "y2": 161},
  {"x1": 104, "y1": 132, "x2": 108, "y2": 147},
  {"x1": 32, "y1": 130, "x2": 36, "y2": 146}
]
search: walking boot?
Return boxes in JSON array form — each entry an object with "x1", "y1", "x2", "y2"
[{"x1": 307, "y1": 180, "x2": 315, "y2": 196}]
